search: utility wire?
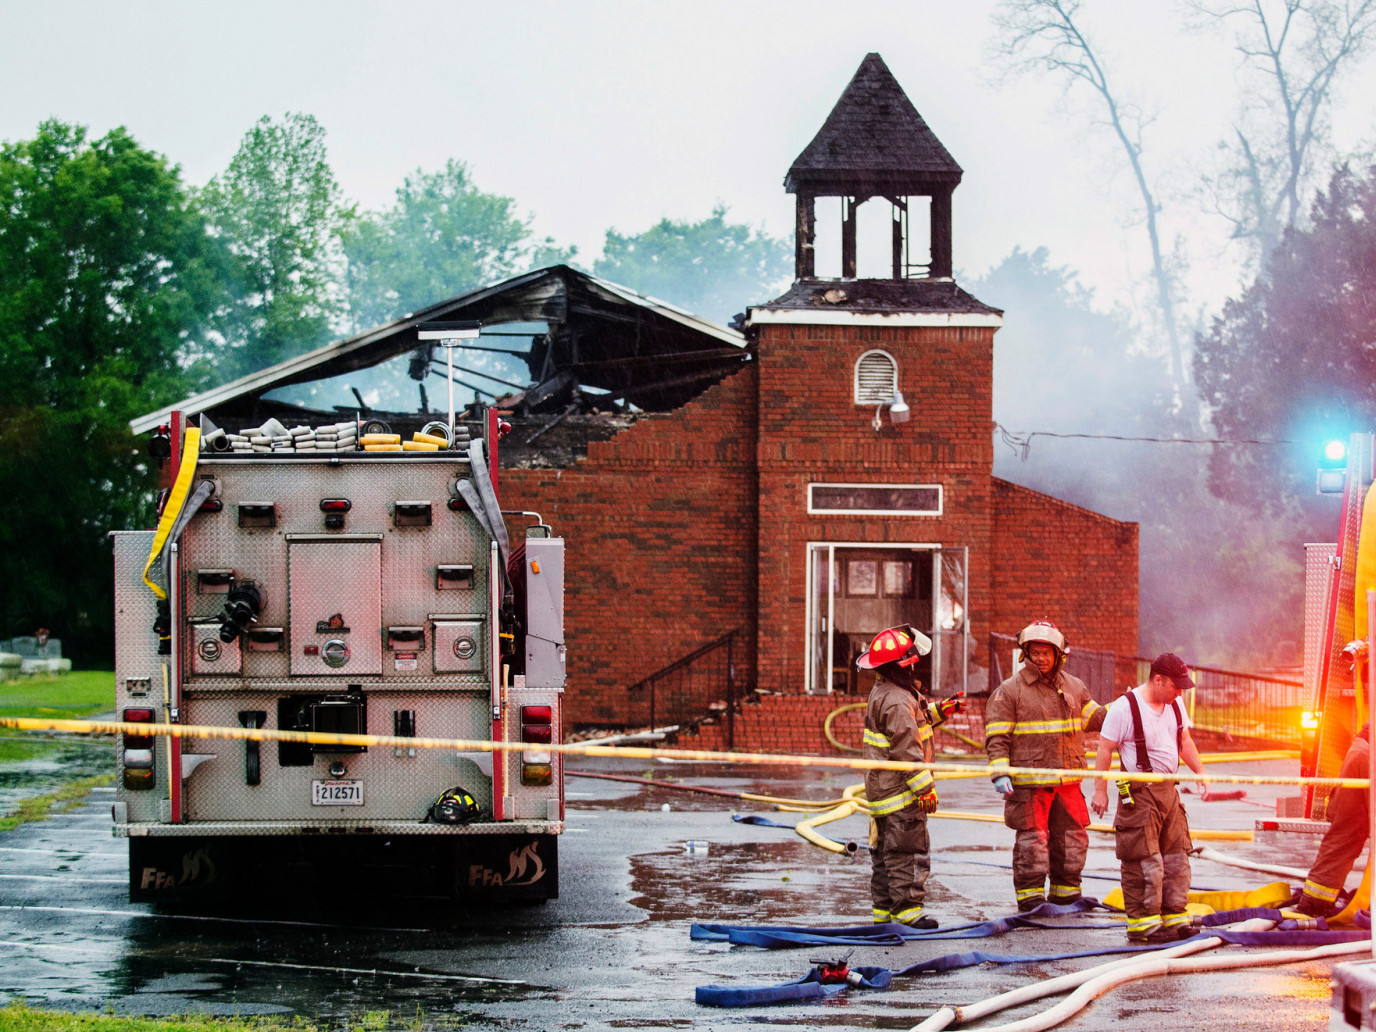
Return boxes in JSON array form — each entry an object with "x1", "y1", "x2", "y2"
[{"x1": 994, "y1": 423, "x2": 1294, "y2": 461}]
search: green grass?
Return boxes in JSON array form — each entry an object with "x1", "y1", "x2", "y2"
[
  {"x1": 0, "y1": 774, "x2": 113, "y2": 831},
  {"x1": 0, "y1": 671, "x2": 115, "y2": 719},
  {"x1": 0, "y1": 1004, "x2": 461, "y2": 1032}
]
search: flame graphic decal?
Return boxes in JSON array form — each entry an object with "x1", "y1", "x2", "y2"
[
  {"x1": 179, "y1": 846, "x2": 217, "y2": 886},
  {"x1": 505, "y1": 842, "x2": 545, "y2": 886}
]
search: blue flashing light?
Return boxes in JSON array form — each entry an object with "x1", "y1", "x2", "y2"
[{"x1": 1324, "y1": 439, "x2": 1348, "y2": 463}]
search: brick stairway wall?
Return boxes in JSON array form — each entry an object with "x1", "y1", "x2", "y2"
[{"x1": 670, "y1": 692, "x2": 989, "y2": 756}]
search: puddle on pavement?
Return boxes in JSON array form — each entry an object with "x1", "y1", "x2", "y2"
[
  {"x1": 0, "y1": 739, "x2": 112, "y2": 813},
  {"x1": 629, "y1": 838, "x2": 873, "y2": 923}
]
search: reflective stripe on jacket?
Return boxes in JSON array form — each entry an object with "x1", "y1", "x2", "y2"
[
  {"x1": 864, "y1": 676, "x2": 939, "y2": 815},
  {"x1": 985, "y1": 665, "x2": 1105, "y2": 787}
]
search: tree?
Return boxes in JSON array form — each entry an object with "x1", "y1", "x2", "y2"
[
  {"x1": 974, "y1": 247, "x2": 1301, "y2": 667},
  {"x1": 592, "y1": 206, "x2": 792, "y2": 325},
  {"x1": 1192, "y1": 0, "x2": 1376, "y2": 264},
  {"x1": 991, "y1": 0, "x2": 1189, "y2": 402},
  {"x1": 343, "y1": 159, "x2": 572, "y2": 332},
  {"x1": 1196, "y1": 162, "x2": 1376, "y2": 521},
  {"x1": 199, "y1": 113, "x2": 351, "y2": 379},
  {"x1": 0, "y1": 121, "x2": 222, "y2": 666}
]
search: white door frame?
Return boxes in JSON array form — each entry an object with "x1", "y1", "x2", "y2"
[{"x1": 803, "y1": 540, "x2": 941, "y2": 696}]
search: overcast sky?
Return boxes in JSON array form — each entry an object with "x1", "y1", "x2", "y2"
[{"x1": 4, "y1": 1, "x2": 1376, "y2": 323}]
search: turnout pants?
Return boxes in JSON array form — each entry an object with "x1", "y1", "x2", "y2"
[
  {"x1": 1300, "y1": 737, "x2": 1370, "y2": 914},
  {"x1": 1006, "y1": 782, "x2": 1090, "y2": 908},
  {"x1": 1115, "y1": 781, "x2": 1192, "y2": 939},
  {"x1": 871, "y1": 807, "x2": 931, "y2": 924}
]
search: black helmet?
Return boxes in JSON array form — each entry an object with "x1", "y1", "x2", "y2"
[{"x1": 425, "y1": 786, "x2": 482, "y2": 824}]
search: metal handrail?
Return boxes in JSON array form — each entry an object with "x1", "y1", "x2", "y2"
[{"x1": 628, "y1": 630, "x2": 739, "y2": 747}]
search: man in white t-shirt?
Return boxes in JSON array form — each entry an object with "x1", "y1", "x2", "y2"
[{"x1": 1090, "y1": 653, "x2": 1207, "y2": 944}]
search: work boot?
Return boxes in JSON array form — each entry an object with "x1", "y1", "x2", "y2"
[
  {"x1": 1016, "y1": 896, "x2": 1046, "y2": 913},
  {"x1": 899, "y1": 915, "x2": 939, "y2": 930},
  {"x1": 1145, "y1": 925, "x2": 1191, "y2": 944},
  {"x1": 1048, "y1": 893, "x2": 1082, "y2": 906},
  {"x1": 1294, "y1": 894, "x2": 1333, "y2": 918}
]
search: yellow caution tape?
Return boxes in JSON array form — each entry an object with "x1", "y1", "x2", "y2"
[
  {"x1": 1, "y1": 716, "x2": 1366, "y2": 788},
  {"x1": 140, "y1": 427, "x2": 202, "y2": 600}
]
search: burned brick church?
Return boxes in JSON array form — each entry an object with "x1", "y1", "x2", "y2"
[{"x1": 136, "y1": 54, "x2": 1138, "y2": 739}]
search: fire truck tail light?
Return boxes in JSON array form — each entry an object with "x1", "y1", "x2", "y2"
[
  {"x1": 521, "y1": 705, "x2": 552, "y2": 724},
  {"x1": 522, "y1": 724, "x2": 552, "y2": 744},
  {"x1": 122, "y1": 709, "x2": 156, "y2": 788},
  {"x1": 124, "y1": 708, "x2": 154, "y2": 750},
  {"x1": 1302, "y1": 711, "x2": 1320, "y2": 730},
  {"x1": 319, "y1": 498, "x2": 352, "y2": 512},
  {"x1": 521, "y1": 762, "x2": 553, "y2": 786}
]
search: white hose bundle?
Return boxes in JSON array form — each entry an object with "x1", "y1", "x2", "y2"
[{"x1": 912, "y1": 917, "x2": 1368, "y2": 1032}]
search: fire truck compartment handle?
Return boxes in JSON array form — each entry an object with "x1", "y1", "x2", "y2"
[{"x1": 238, "y1": 711, "x2": 266, "y2": 786}]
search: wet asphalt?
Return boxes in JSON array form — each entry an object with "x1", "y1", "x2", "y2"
[{"x1": 0, "y1": 745, "x2": 1358, "y2": 1031}]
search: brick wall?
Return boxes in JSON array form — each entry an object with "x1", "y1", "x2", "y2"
[
  {"x1": 678, "y1": 690, "x2": 988, "y2": 757},
  {"x1": 500, "y1": 367, "x2": 759, "y2": 727},
  {"x1": 754, "y1": 321, "x2": 997, "y2": 693},
  {"x1": 990, "y1": 477, "x2": 1138, "y2": 658}
]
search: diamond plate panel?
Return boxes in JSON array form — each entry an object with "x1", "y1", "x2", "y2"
[
  {"x1": 1304, "y1": 543, "x2": 1336, "y2": 709},
  {"x1": 113, "y1": 531, "x2": 168, "y2": 825},
  {"x1": 179, "y1": 690, "x2": 492, "y2": 822},
  {"x1": 179, "y1": 456, "x2": 489, "y2": 686}
]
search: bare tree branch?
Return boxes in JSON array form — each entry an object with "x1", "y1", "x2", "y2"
[
  {"x1": 1189, "y1": 0, "x2": 1376, "y2": 262},
  {"x1": 991, "y1": 0, "x2": 1189, "y2": 396}
]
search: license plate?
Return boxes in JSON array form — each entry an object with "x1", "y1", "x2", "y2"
[{"x1": 312, "y1": 779, "x2": 363, "y2": 806}]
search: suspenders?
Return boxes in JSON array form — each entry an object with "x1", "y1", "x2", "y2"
[{"x1": 1124, "y1": 691, "x2": 1182, "y2": 774}]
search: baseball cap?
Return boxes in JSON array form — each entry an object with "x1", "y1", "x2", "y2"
[{"x1": 1150, "y1": 653, "x2": 1195, "y2": 691}]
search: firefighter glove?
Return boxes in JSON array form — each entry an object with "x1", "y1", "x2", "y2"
[
  {"x1": 937, "y1": 692, "x2": 965, "y2": 720},
  {"x1": 993, "y1": 775, "x2": 1013, "y2": 798},
  {"x1": 916, "y1": 789, "x2": 939, "y2": 814}
]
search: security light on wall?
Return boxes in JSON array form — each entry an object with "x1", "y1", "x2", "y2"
[{"x1": 873, "y1": 391, "x2": 910, "y2": 431}]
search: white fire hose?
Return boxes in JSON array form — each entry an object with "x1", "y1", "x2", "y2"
[{"x1": 911, "y1": 917, "x2": 1367, "y2": 1032}]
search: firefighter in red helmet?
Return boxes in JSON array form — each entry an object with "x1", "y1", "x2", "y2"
[
  {"x1": 858, "y1": 625, "x2": 963, "y2": 928},
  {"x1": 985, "y1": 620, "x2": 1106, "y2": 912}
]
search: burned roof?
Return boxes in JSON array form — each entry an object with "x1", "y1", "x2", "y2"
[
  {"x1": 753, "y1": 277, "x2": 1001, "y2": 317},
  {"x1": 131, "y1": 266, "x2": 748, "y2": 435},
  {"x1": 785, "y1": 53, "x2": 962, "y2": 198}
]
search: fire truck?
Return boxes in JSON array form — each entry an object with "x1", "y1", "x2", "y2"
[{"x1": 110, "y1": 411, "x2": 564, "y2": 903}]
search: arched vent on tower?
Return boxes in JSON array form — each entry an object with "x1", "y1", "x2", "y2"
[{"x1": 854, "y1": 350, "x2": 898, "y2": 405}]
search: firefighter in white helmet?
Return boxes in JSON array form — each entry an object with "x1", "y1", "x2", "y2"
[
  {"x1": 985, "y1": 620, "x2": 1106, "y2": 912},
  {"x1": 858, "y1": 625, "x2": 963, "y2": 928}
]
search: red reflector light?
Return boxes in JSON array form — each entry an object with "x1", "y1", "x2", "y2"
[
  {"x1": 124, "y1": 709, "x2": 154, "y2": 723},
  {"x1": 319, "y1": 498, "x2": 352, "y2": 512},
  {"x1": 521, "y1": 705, "x2": 552, "y2": 724},
  {"x1": 522, "y1": 724, "x2": 552, "y2": 744},
  {"x1": 125, "y1": 735, "x2": 153, "y2": 749}
]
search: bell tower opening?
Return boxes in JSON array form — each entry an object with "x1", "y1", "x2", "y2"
[{"x1": 786, "y1": 53, "x2": 961, "y2": 282}]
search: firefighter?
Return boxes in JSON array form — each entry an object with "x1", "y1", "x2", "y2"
[
  {"x1": 985, "y1": 620, "x2": 1106, "y2": 911},
  {"x1": 1294, "y1": 724, "x2": 1370, "y2": 917},
  {"x1": 1090, "y1": 653, "x2": 1207, "y2": 943},
  {"x1": 859, "y1": 625, "x2": 962, "y2": 928}
]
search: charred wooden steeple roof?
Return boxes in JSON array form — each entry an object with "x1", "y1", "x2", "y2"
[{"x1": 785, "y1": 52, "x2": 962, "y2": 199}]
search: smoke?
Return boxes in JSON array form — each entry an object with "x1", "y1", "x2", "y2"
[{"x1": 971, "y1": 247, "x2": 1312, "y2": 670}]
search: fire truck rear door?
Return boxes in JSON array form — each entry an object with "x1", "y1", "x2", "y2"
[{"x1": 287, "y1": 535, "x2": 383, "y2": 676}]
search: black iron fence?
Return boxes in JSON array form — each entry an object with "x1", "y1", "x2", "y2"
[
  {"x1": 1131, "y1": 657, "x2": 1305, "y2": 746},
  {"x1": 627, "y1": 630, "x2": 741, "y2": 747}
]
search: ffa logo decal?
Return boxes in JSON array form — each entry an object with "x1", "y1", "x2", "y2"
[{"x1": 316, "y1": 613, "x2": 349, "y2": 633}]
